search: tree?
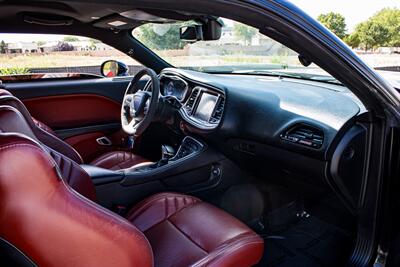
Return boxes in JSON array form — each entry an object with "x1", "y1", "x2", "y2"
[
  {"x1": 233, "y1": 23, "x2": 257, "y2": 45},
  {"x1": 63, "y1": 36, "x2": 79, "y2": 42},
  {"x1": 344, "y1": 33, "x2": 360, "y2": 48},
  {"x1": 89, "y1": 39, "x2": 98, "y2": 50},
  {"x1": 317, "y1": 12, "x2": 347, "y2": 39},
  {"x1": 136, "y1": 24, "x2": 185, "y2": 50},
  {"x1": 0, "y1": 67, "x2": 30, "y2": 75},
  {"x1": 35, "y1": 40, "x2": 46, "y2": 46},
  {"x1": 89, "y1": 38, "x2": 100, "y2": 44},
  {"x1": 0, "y1": 40, "x2": 6, "y2": 54},
  {"x1": 355, "y1": 20, "x2": 390, "y2": 50},
  {"x1": 56, "y1": 41, "x2": 74, "y2": 51},
  {"x1": 370, "y1": 8, "x2": 400, "y2": 47}
]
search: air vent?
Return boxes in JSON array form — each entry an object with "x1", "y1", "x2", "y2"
[
  {"x1": 281, "y1": 124, "x2": 324, "y2": 149},
  {"x1": 185, "y1": 88, "x2": 199, "y2": 112},
  {"x1": 210, "y1": 97, "x2": 225, "y2": 123}
]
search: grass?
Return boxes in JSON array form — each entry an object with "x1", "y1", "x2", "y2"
[{"x1": 0, "y1": 51, "x2": 139, "y2": 68}]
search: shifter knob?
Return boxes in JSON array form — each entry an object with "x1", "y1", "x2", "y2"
[
  {"x1": 157, "y1": 145, "x2": 176, "y2": 167},
  {"x1": 161, "y1": 145, "x2": 175, "y2": 161}
]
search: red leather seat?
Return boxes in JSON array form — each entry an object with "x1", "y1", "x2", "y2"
[
  {"x1": 128, "y1": 193, "x2": 264, "y2": 267},
  {"x1": 0, "y1": 89, "x2": 149, "y2": 170},
  {"x1": 0, "y1": 105, "x2": 264, "y2": 266}
]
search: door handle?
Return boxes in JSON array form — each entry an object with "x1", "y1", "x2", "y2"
[{"x1": 96, "y1": 136, "x2": 112, "y2": 146}]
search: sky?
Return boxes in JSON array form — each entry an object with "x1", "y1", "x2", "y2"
[{"x1": 1, "y1": 0, "x2": 400, "y2": 42}]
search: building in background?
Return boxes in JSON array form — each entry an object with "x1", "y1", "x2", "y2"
[
  {"x1": 1, "y1": 39, "x2": 114, "y2": 54},
  {"x1": 5, "y1": 42, "x2": 38, "y2": 53}
]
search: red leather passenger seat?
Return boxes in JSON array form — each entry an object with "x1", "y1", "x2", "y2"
[
  {"x1": 0, "y1": 105, "x2": 264, "y2": 266},
  {"x1": 128, "y1": 193, "x2": 264, "y2": 266}
]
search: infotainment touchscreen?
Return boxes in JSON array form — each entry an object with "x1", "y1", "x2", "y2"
[{"x1": 194, "y1": 92, "x2": 218, "y2": 122}]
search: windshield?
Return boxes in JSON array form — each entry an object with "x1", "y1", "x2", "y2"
[{"x1": 132, "y1": 19, "x2": 333, "y2": 79}]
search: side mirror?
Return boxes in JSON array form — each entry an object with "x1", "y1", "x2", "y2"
[
  {"x1": 180, "y1": 19, "x2": 223, "y2": 42},
  {"x1": 101, "y1": 60, "x2": 129, "y2": 77}
]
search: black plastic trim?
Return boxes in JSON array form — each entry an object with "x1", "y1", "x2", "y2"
[
  {"x1": 80, "y1": 164, "x2": 125, "y2": 185},
  {"x1": 55, "y1": 123, "x2": 121, "y2": 139},
  {"x1": 0, "y1": 238, "x2": 37, "y2": 267}
]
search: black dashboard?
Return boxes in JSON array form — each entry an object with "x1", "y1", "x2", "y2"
[
  {"x1": 159, "y1": 67, "x2": 365, "y2": 162},
  {"x1": 159, "y1": 67, "x2": 367, "y2": 210}
]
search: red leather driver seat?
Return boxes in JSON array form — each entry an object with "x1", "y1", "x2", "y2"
[
  {"x1": 0, "y1": 105, "x2": 264, "y2": 266},
  {"x1": 0, "y1": 89, "x2": 149, "y2": 170}
]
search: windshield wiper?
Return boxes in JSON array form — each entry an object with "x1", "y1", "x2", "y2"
[{"x1": 230, "y1": 69, "x2": 342, "y2": 85}]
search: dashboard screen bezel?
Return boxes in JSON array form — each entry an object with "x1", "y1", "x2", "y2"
[{"x1": 193, "y1": 92, "x2": 219, "y2": 122}]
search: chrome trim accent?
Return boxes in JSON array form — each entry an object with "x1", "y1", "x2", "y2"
[
  {"x1": 170, "y1": 136, "x2": 205, "y2": 161},
  {"x1": 159, "y1": 74, "x2": 189, "y2": 101},
  {"x1": 96, "y1": 136, "x2": 112, "y2": 146},
  {"x1": 181, "y1": 86, "x2": 225, "y2": 130}
]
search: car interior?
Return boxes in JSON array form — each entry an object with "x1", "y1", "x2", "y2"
[{"x1": 0, "y1": 1, "x2": 395, "y2": 267}]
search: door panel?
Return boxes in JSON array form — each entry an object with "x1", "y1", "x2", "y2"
[
  {"x1": 22, "y1": 94, "x2": 121, "y2": 129},
  {"x1": 5, "y1": 77, "x2": 134, "y2": 160},
  {"x1": 64, "y1": 130, "x2": 128, "y2": 162}
]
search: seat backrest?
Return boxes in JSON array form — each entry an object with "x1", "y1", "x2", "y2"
[
  {"x1": 0, "y1": 107, "x2": 153, "y2": 267},
  {"x1": 0, "y1": 89, "x2": 83, "y2": 164},
  {"x1": 0, "y1": 105, "x2": 96, "y2": 200}
]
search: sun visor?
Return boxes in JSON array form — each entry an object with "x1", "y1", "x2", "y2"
[
  {"x1": 120, "y1": 10, "x2": 176, "y2": 23},
  {"x1": 92, "y1": 14, "x2": 139, "y2": 30}
]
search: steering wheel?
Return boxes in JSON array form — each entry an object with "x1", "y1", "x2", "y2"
[{"x1": 121, "y1": 68, "x2": 160, "y2": 136}]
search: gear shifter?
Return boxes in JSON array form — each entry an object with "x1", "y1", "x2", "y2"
[{"x1": 158, "y1": 145, "x2": 176, "y2": 167}]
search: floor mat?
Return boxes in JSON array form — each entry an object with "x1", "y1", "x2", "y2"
[{"x1": 256, "y1": 211, "x2": 353, "y2": 267}]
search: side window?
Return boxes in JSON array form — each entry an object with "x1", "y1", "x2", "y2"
[{"x1": 0, "y1": 34, "x2": 142, "y2": 77}]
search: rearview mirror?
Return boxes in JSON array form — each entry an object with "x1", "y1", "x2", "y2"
[
  {"x1": 180, "y1": 19, "x2": 223, "y2": 42},
  {"x1": 180, "y1": 24, "x2": 203, "y2": 42},
  {"x1": 101, "y1": 60, "x2": 129, "y2": 77}
]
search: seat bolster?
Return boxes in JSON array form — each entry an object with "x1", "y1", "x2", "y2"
[
  {"x1": 90, "y1": 151, "x2": 150, "y2": 170},
  {"x1": 47, "y1": 146, "x2": 96, "y2": 201},
  {"x1": 0, "y1": 89, "x2": 12, "y2": 96},
  {"x1": 32, "y1": 117, "x2": 56, "y2": 135}
]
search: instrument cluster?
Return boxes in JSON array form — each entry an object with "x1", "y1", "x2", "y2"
[{"x1": 159, "y1": 74, "x2": 189, "y2": 101}]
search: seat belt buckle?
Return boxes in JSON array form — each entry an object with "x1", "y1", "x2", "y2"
[
  {"x1": 113, "y1": 204, "x2": 127, "y2": 216},
  {"x1": 127, "y1": 135, "x2": 135, "y2": 149}
]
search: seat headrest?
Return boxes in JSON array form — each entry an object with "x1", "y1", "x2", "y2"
[{"x1": 0, "y1": 89, "x2": 12, "y2": 96}]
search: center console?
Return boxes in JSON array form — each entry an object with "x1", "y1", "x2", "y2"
[
  {"x1": 81, "y1": 136, "x2": 239, "y2": 210},
  {"x1": 130, "y1": 136, "x2": 204, "y2": 173},
  {"x1": 81, "y1": 136, "x2": 223, "y2": 186}
]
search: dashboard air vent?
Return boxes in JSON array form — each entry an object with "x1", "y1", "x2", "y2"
[
  {"x1": 210, "y1": 97, "x2": 225, "y2": 123},
  {"x1": 281, "y1": 124, "x2": 324, "y2": 149},
  {"x1": 185, "y1": 88, "x2": 199, "y2": 112}
]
